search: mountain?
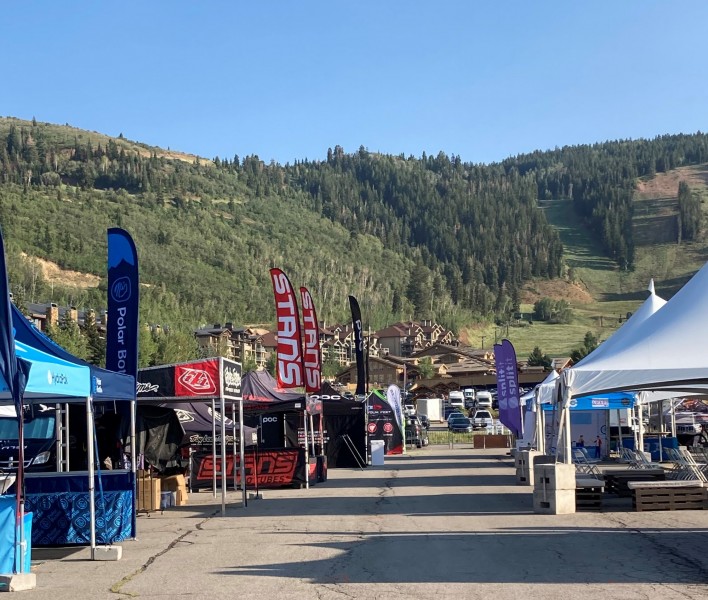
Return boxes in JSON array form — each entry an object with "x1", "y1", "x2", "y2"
[{"x1": 1, "y1": 116, "x2": 708, "y2": 359}]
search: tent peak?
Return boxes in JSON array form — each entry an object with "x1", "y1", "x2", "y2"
[{"x1": 647, "y1": 278, "x2": 655, "y2": 295}]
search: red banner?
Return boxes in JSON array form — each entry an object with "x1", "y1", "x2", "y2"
[
  {"x1": 300, "y1": 287, "x2": 321, "y2": 393},
  {"x1": 270, "y1": 268, "x2": 304, "y2": 388},
  {"x1": 191, "y1": 449, "x2": 305, "y2": 488},
  {"x1": 175, "y1": 360, "x2": 220, "y2": 397}
]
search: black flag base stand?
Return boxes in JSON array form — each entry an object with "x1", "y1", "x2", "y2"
[{"x1": 341, "y1": 435, "x2": 366, "y2": 470}]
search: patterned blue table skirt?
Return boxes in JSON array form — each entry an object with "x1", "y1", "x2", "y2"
[{"x1": 24, "y1": 472, "x2": 134, "y2": 546}]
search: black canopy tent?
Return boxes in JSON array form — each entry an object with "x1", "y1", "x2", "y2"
[
  {"x1": 243, "y1": 376, "x2": 367, "y2": 469},
  {"x1": 136, "y1": 357, "x2": 243, "y2": 514}
]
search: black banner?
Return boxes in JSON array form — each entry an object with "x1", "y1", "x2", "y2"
[
  {"x1": 221, "y1": 360, "x2": 242, "y2": 399},
  {"x1": 348, "y1": 295, "x2": 366, "y2": 395},
  {"x1": 137, "y1": 364, "x2": 176, "y2": 398}
]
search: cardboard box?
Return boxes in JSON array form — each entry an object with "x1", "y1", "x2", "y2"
[
  {"x1": 176, "y1": 489, "x2": 188, "y2": 506},
  {"x1": 161, "y1": 474, "x2": 186, "y2": 492},
  {"x1": 137, "y1": 475, "x2": 161, "y2": 512}
]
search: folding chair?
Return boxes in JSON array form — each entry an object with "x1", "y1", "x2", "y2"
[
  {"x1": 633, "y1": 449, "x2": 663, "y2": 470},
  {"x1": 620, "y1": 446, "x2": 642, "y2": 469},
  {"x1": 572, "y1": 448, "x2": 603, "y2": 479},
  {"x1": 665, "y1": 447, "x2": 706, "y2": 482}
]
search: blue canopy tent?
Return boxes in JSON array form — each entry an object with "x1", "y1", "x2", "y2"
[
  {"x1": 0, "y1": 337, "x2": 92, "y2": 573},
  {"x1": 542, "y1": 391, "x2": 636, "y2": 458},
  {"x1": 6, "y1": 341, "x2": 90, "y2": 400},
  {"x1": 2, "y1": 314, "x2": 135, "y2": 555},
  {"x1": 11, "y1": 304, "x2": 134, "y2": 402}
]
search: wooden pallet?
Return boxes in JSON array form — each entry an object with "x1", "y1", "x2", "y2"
[
  {"x1": 576, "y1": 481, "x2": 603, "y2": 511},
  {"x1": 632, "y1": 486, "x2": 707, "y2": 512}
]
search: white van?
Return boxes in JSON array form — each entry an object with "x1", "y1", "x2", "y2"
[
  {"x1": 475, "y1": 391, "x2": 493, "y2": 409},
  {"x1": 448, "y1": 390, "x2": 465, "y2": 409}
]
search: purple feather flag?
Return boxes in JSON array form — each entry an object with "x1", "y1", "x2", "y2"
[{"x1": 493, "y1": 339, "x2": 522, "y2": 437}]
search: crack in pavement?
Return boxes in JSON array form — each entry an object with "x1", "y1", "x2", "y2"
[{"x1": 109, "y1": 510, "x2": 220, "y2": 597}]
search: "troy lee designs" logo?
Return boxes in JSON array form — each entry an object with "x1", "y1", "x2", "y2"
[{"x1": 177, "y1": 368, "x2": 217, "y2": 395}]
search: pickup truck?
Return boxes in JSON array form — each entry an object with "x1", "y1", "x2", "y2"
[{"x1": 471, "y1": 410, "x2": 494, "y2": 430}]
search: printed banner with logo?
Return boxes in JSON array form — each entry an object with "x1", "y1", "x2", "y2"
[
  {"x1": 106, "y1": 228, "x2": 140, "y2": 379},
  {"x1": 385, "y1": 384, "x2": 404, "y2": 433},
  {"x1": 190, "y1": 448, "x2": 307, "y2": 489},
  {"x1": 493, "y1": 339, "x2": 522, "y2": 437},
  {"x1": 541, "y1": 392, "x2": 636, "y2": 412},
  {"x1": 175, "y1": 360, "x2": 219, "y2": 397},
  {"x1": 137, "y1": 358, "x2": 242, "y2": 401},
  {"x1": 299, "y1": 287, "x2": 321, "y2": 393},
  {"x1": 366, "y1": 389, "x2": 403, "y2": 454},
  {"x1": 348, "y1": 295, "x2": 366, "y2": 395},
  {"x1": 270, "y1": 269, "x2": 304, "y2": 389}
]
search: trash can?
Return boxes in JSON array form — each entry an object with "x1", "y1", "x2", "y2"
[{"x1": 370, "y1": 440, "x2": 385, "y2": 466}]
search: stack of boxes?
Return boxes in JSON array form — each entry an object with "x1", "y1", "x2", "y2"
[
  {"x1": 161, "y1": 474, "x2": 188, "y2": 506},
  {"x1": 137, "y1": 470, "x2": 161, "y2": 512},
  {"x1": 533, "y1": 462, "x2": 576, "y2": 514}
]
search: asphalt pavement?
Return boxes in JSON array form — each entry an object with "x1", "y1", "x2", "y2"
[{"x1": 28, "y1": 446, "x2": 708, "y2": 599}]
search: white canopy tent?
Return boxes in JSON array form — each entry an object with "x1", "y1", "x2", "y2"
[{"x1": 557, "y1": 266, "x2": 708, "y2": 462}]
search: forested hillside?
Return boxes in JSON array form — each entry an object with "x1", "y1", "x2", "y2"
[
  {"x1": 509, "y1": 135, "x2": 708, "y2": 268},
  {"x1": 0, "y1": 117, "x2": 706, "y2": 343}
]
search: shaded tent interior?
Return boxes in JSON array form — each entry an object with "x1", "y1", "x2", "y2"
[
  {"x1": 137, "y1": 357, "x2": 245, "y2": 511},
  {"x1": 243, "y1": 373, "x2": 367, "y2": 468}
]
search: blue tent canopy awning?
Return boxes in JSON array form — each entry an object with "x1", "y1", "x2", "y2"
[
  {"x1": 0, "y1": 340, "x2": 91, "y2": 400},
  {"x1": 542, "y1": 391, "x2": 636, "y2": 412},
  {"x1": 11, "y1": 304, "x2": 135, "y2": 402}
]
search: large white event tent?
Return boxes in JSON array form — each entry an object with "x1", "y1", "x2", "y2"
[{"x1": 557, "y1": 264, "x2": 708, "y2": 462}]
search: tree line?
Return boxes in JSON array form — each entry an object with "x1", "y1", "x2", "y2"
[{"x1": 0, "y1": 118, "x2": 706, "y2": 340}]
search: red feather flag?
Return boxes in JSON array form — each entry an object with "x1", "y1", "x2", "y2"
[
  {"x1": 269, "y1": 268, "x2": 304, "y2": 388},
  {"x1": 299, "y1": 287, "x2": 321, "y2": 393}
]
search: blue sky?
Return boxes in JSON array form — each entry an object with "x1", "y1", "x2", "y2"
[{"x1": 2, "y1": 1, "x2": 707, "y2": 165}]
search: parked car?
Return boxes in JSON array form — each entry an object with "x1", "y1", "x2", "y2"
[
  {"x1": 447, "y1": 415, "x2": 473, "y2": 433},
  {"x1": 443, "y1": 405, "x2": 461, "y2": 420},
  {"x1": 446, "y1": 410, "x2": 464, "y2": 422},
  {"x1": 472, "y1": 410, "x2": 494, "y2": 430}
]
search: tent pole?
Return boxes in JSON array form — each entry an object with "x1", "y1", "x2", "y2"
[
  {"x1": 211, "y1": 398, "x2": 217, "y2": 499},
  {"x1": 220, "y1": 394, "x2": 226, "y2": 516},
  {"x1": 86, "y1": 395, "x2": 96, "y2": 560},
  {"x1": 239, "y1": 398, "x2": 245, "y2": 508},
  {"x1": 232, "y1": 402, "x2": 237, "y2": 494},
  {"x1": 637, "y1": 402, "x2": 645, "y2": 457},
  {"x1": 303, "y1": 408, "x2": 309, "y2": 489},
  {"x1": 130, "y1": 398, "x2": 136, "y2": 527},
  {"x1": 238, "y1": 397, "x2": 245, "y2": 508},
  {"x1": 616, "y1": 409, "x2": 624, "y2": 454},
  {"x1": 564, "y1": 406, "x2": 572, "y2": 464},
  {"x1": 16, "y1": 404, "x2": 25, "y2": 574},
  {"x1": 309, "y1": 413, "x2": 315, "y2": 456}
]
